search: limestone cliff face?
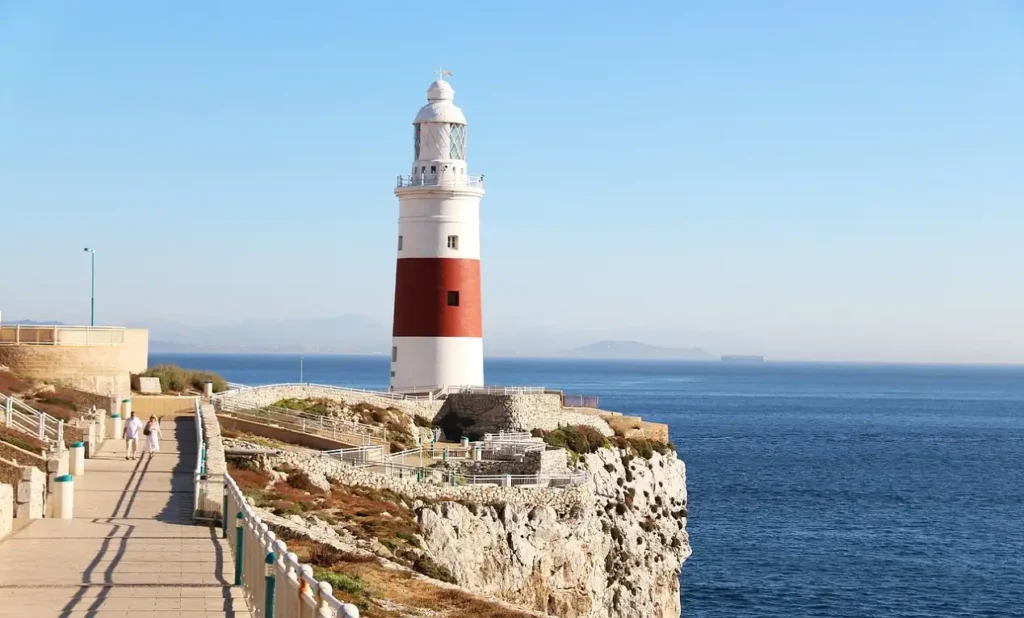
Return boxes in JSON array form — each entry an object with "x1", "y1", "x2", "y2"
[{"x1": 417, "y1": 448, "x2": 691, "y2": 618}]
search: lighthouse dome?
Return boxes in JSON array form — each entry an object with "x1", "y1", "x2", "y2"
[{"x1": 414, "y1": 80, "x2": 467, "y2": 125}]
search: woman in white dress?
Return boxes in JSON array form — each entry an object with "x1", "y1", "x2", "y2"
[{"x1": 143, "y1": 416, "x2": 161, "y2": 457}]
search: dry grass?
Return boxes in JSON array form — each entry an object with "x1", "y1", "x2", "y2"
[
  {"x1": 0, "y1": 425, "x2": 47, "y2": 454},
  {"x1": 0, "y1": 371, "x2": 32, "y2": 394}
]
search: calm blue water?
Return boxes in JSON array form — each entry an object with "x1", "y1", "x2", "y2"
[{"x1": 153, "y1": 353, "x2": 1024, "y2": 617}]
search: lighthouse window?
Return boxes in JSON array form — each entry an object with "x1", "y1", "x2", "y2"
[
  {"x1": 413, "y1": 125, "x2": 420, "y2": 160},
  {"x1": 447, "y1": 291, "x2": 460, "y2": 306},
  {"x1": 447, "y1": 235, "x2": 459, "y2": 250},
  {"x1": 430, "y1": 165, "x2": 436, "y2": 174},
  {"x1": 392, "y1": 346, "x2": 398, "y2": 362},
  {"x1": 398, "y1": 236, "x2": 403, "y2": 250},
  {"x1": 450, "y1": 124, "x2": 466, "y2": 159}
]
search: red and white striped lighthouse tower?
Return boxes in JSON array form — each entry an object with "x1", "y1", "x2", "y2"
[{"x1": 390, "y1": 70, "x2": 485, "y2": 392}]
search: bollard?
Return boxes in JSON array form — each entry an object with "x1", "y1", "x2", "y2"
[
  {"x1": 54, "y1": 474, "x2": 74, "y2": 519},
  {"x1": 121, "y1": 398, "x2": 132, "y2": 418},
  {"x1": 235, "y1": 512, "x2": 245, "y2": 586},
  {"x1": 442, "y1": 447, "x2": 448, "y2": 462},
  {"x1": 69, "y1": 442, "x2": 86, "y2": 476},
  {"x1": 108, "y1": 413, "x2": 122, "y2": 442},
  {"x1": 472, "y1": 444, "x2": 483, "y2": 461},
  {"x1": 204, "y1": 380, "x2": 213, "y2": 399},
  {"x1": 264, "y1": 552, "x2": 277, "y2": 618},
  {"x1": 460, "y1": 436, "x2": 469, "y2": 448}
]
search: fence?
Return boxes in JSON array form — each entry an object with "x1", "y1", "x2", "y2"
[
  {"x1": 358, "y1": 460, "x2": 588, "y2": 488},
  {"x1": 1, "y1": 393, "x2": 64, "y2": 447},
  {"x1": 225, "y1": 475, "x2": 360, "y2": 618},
  {"x1": 0, "y1": 325, "x2": 126, "y2": 346},
  {"x1": 322, "y1": 445, "x2": 385, "y2": 465},
  {"x1": 562, "y1": 394, "x2": 600, "y2": 409},
  {"x1": 213, "y1": 382, "x2": 438, "y2": 403},
  {"x1": 217, "y1": 399, "x2": 387, "y2": 447}
]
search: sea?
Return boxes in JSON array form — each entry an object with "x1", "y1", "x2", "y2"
[{"x1": 152, "y1": 353, "x2": 1024, "y2": 618}]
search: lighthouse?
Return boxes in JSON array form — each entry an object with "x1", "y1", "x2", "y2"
[{"x1": 390, "y1": 72, "x2": 485, "y2": 393}]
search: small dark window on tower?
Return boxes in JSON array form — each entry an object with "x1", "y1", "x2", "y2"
[
  {"x1": 447, "y1": 291, "x2": 460, "y2": 306},
  {"x1": 392, "y1": 346, "x2": 398, "y2": 362},
  {"x1": 390, "y1": 371, "x2": 396, "y2": 378},
  {"x1": 430, "y1": 165, "x2": 436, "y2": 174},
  {"x1": 398, "y1": 236, "x2": 403, "y2": 250},
  {"x1": 447, "y1": 235, "x2": 459, "y2": 250}
]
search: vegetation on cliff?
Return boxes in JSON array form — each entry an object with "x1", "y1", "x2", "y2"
[
  {"x1": 0, "y1": 369, "x2": 107, "y2": 422},
  {"x1": 0, "y1": 425, "x2": 47, "y2": 454},
  {"x1": 133, "y1": 364, "x2": 228, "y2": 394},
  {"x1": 228, "y1": 460, "x2": 533, "y2": 617},
  {"x1": 532, "y1": 424, "x2": 675, "y2": 460}
]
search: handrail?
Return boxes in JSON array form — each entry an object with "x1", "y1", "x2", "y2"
[
  {"x1": 1, "y1": 392, "x2": 65, "y2": 446},
  {"x1": 0, "y1": 324, "x2": 126, "y2": 346},
  {"x1": 396, "y1": 173, "x2": 484, "y2": 189},
  {"x1": 356, "y1": 460, "x2": 588, "y2": 488},
  {"x1": 225, "y1": 474, "x2": 360, "y2": 617},
  {"x1": 321, "y1": 445, "x2": 385, "y2": 465},
  {"x1": 217, "y1": 404, "x2": 385, "y2": 448},
  {"x1": 193, "y1": 397, "x2": 204, "y2": 519}
]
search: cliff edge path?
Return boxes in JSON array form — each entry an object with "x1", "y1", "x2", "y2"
[{"x1": 0, "y1": 417, "x2": 250, "y2": 617}]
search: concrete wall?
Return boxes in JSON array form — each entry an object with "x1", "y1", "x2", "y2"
[
  {"x1": 133, "y1": 396, "x2": 195, "y2": 418},
  {"x1": 439, "y1": 393, "x2": 613, "y2": 439},
  {"x1": 0, "y1": 328, "x2": 148, "y2": 400},
  {"x1": 455, "y1": 449, "x2": 568, "y2": 477}
]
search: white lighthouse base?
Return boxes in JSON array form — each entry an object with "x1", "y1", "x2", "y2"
[{"x1": 390, "y1": 337, "x2": 483, "y2": 393}]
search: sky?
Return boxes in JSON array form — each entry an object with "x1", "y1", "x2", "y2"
[{"x1": 1, "y1": 1, "x2": 1022, "y2": 363}]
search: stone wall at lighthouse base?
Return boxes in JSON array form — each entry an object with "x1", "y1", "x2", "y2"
[{"x1": 390, "y1": 336, "x2": 483, "y2": 392}]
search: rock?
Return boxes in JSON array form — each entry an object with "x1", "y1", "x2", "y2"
[
  {"x1": 380, "y1": 511, "x2": 391, "y2": 518},
  {"x1": 287, "y1": 514, "x2": 305, "y2": 526}
]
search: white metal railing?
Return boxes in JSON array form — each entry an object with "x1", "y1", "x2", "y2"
[
  {"x1": 2, "y1": 393, "x2": 65, "y2": 447},
  {"x1": 396, "y1": 173, "x2": 484, "y2": 189},
  {"x1": 356, "y1": 460, "x2": 588, "y2": 488},
  {"x1": 483, "y1": 431, "x2": 534, "y2": 442},
  {"x1": 217, "y1": 399, "x2": 387, "y2": 447},
  {"x1": 0, "y1": 325, "x2": 126, "y2": 346},
  {"x1": 193, "y1": 398, "x2": 205, "y2": 519},
  {"x1": 322, "y1": 445, "x2": 385, "y2": 465},
  {"x1": 225, "y1": 475, "x2": 360, "y2": 618}
]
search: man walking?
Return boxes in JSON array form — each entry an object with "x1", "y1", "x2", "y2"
[{"x1": 123, "y1": 411, "x2": 143, "y2": 460}]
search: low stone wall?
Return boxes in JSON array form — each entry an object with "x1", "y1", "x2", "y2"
[
  {"x1": 0, "y1": 483, "x2": 11, "y2": 539},
  {"x1": 455, "y1": 449, "x2": 568, "y2": 477},
  {"x1": 267, "y1": 450, "x2": 588, "y2": 513},
  {"x1": 216, "y1": 385, "x2": 444, "y2": 421},
  {"x1": 199, "y1": 402, "x2": 225, "y2": 516},
  {"x1": 440, "y1": 393, "x2": 613, "y2": 438}
]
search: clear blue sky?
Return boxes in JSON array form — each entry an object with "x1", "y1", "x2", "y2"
[{"x1": 1, "y1": 1, "x2": 1022, "y2": 363}]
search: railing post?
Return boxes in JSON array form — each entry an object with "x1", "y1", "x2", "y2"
[
  {"x1": 38, "y1": 412, "x2": 45, "y2": 440},
  {"x1": 222, "y1": 493, "x2": 228, "y2": 539},
  {"x1": 235, "y1": 512, "x2": 245, "y2": 586},
  {"x1": 265, "y1": 552, "x2": 277, "y2": 618}
]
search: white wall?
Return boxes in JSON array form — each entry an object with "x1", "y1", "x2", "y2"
[{"x1": 390, "y1": 336, "x2": 484, "y2": 392}]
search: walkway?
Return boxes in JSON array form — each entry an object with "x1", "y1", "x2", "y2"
[{"x1": 0, "y1": 417, "x2": 251, "y2": 617}]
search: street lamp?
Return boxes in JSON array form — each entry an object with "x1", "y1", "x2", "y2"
[{"x1": 83, "y1": 248, "x2": 95, "y2": 326}]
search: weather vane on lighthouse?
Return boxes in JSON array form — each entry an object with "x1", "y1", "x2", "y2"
[{"x1": 435, "y1": 65, "x2": 452, "y2": 81}]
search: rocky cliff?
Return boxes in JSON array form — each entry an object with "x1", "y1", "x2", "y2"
[{"x1": 417, "y1": 447, "x2": 691, "y2": 618}]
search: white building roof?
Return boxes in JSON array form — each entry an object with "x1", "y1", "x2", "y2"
[{"x1": 414, "y1": 79, "x2": 467, "y2": 125}]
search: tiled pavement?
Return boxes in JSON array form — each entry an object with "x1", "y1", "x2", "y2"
[{"x1": 0, "y1": 417, "x2": 251, "y2": 617}]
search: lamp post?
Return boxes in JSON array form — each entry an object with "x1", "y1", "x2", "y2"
[{"x1": 83, "y1": 248, "x2": 95, "y2": 326}]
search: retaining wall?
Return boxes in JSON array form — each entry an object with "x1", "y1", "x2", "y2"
[
  {"x1": 439, "y1": 393, "x2": 613, "y2": 438},
  {"x1": 0, "y1": 483, "x2": 11, "y2": 539},
  {"x1": 216, "y1": 385, "x2": 444, "y2": 421}
]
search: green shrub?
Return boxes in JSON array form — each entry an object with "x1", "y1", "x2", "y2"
[
  {"x1": 140, "y1": 364, "x2": 228, "y2": 394},
  {"x1": 313, "y1": 569, "x2": 365, "y2": 595},
  {"x1": 534, "y1": 425, "x2": 608, "y2": 455},
  {"x1": 413, "y1": 556, "x2": 456, "y2": 584},
  {"x1": 413, "y1": 415, "x2": 432, "y2": 428}
]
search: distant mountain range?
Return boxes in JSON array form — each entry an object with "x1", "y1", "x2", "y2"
[
  {"x1": 566, "y1": 340, "x2": 715, "y2": 360},
  {"x1": 140, "y1": 315, "x2": 390, "y2": 354}
]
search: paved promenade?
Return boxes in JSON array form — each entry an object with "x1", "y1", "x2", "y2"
[{"x1": 0, "y1": 417, "x2": 250, "y2": 617}]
